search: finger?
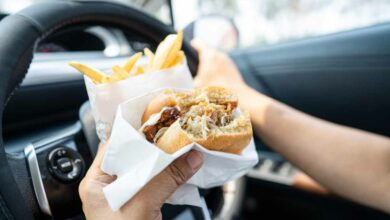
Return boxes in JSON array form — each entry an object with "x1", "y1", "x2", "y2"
[
  {"x1": 191, "y1": 39, "x2": 210, "y2": 54},
  {"x1": 81, "y1": 142, "x2": 116, "y2": 192},
  {"x1": 91, "y1": 142, "x2": 109, "y2": 170},
  {"x1": 135, "y1": 150, "x2": 203, "y2": 206},
  {"x1": 193, "y1": 77, "x2": 205, "y2": 89}
]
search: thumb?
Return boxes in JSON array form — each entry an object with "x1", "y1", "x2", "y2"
[{"x1": 136, "y1": 150, "x2": 203, "y2": 206}]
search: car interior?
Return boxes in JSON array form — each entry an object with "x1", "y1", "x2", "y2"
[{"x1": 0, "y1": 0, "x2": 389, "y2": 219}]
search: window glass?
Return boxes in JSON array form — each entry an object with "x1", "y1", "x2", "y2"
[{"x1": 172, "y1": 0, "x2": 390, "y2": 48}]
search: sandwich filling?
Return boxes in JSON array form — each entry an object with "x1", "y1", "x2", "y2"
[
  {"x1": 142, "y1": 107, "x2": 181, "y2": 142},
  {"x1": 179, "y1": 102, "x2": 236, "y2": 139},
  {"x1": 141, "y1": 88, "x2": 242, "y2": 143}
]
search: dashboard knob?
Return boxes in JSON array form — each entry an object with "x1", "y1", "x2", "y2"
[
  {"x1": 47, "y1": 147, "x2": 85, "y2": 182},
  {"x1": 57, "y1": 157, "x2": 73, "y2": 173}
]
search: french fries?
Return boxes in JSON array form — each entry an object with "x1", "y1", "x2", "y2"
[
  {"x1": 135, "y1": 66, "x2": 145, "y2": 75},
  {"x1": 144, "y1": 48, "x2": 154, "y2": 64},
  {"x1": 123, "y1": 52, "x2": 143, "y2": 72},
  {"x1": 69, "y1": 30, "x2": 185, "y2": 84},
  {"x1": 162, "y1": 30, "x2": 183, "y2": 69},
  {"x1": 112, "y1": 65, "x2": 129, "y2": 79},
  {"x1": 167, "y1": 50, "x2": 184, "y2": 68},
  {"x1": 151, "y1": 30, "x2": 183, "y2": 71},
  {"x1": 68, "y1": 62, "x2": 110, "y2": 83}
]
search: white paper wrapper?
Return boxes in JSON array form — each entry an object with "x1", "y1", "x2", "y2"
[
  {"x1": 101, "y1": 89, "x2": 259, "y2": 211},
  {"x1": 84, "y1": 62, "x2": 193, "y2": 141}
]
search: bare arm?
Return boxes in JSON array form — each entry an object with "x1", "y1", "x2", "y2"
[
  {"x1": 192, "y1": 40, "x2": 390, "y2": 212},
  {"x1": 240, "y1": 87, "x2": 390, "y2": 212}
]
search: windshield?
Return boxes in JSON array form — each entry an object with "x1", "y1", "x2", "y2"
[
  {"x1": 172, "y1": 0, "x2": 390, "y2": 48},
  {"x1": 4, "y1": 0, "x2": 390, "y2": 49}
]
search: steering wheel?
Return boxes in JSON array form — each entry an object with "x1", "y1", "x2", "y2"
[{"x1": 0, "y1": 1, "x2": 245, "y2": 219}]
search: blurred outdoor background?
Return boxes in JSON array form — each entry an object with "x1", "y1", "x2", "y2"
[{"x1": 1, "y1": 0, "x2": 390, "y2": 48}]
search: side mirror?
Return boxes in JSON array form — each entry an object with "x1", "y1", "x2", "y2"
[{"x1": 184, "y1": 15, "x2": 239, "y2": 52}]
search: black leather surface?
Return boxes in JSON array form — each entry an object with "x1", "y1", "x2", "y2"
[
  {"x1": 0, "y1": 1, "x2": 198, "y2": 219},
  {"x1": 0, "y1": 7, "x2": 59, "y2": 218},
  {"x1": 6, "y1": 153, "x2": 42, "y2": 219}
]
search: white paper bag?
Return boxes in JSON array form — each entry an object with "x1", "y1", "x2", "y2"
[
  {"x1": 84, "y1": 62, "x2": 193, "y2": 141},
  {"x1": 101, "y1": 89, "x2": 259, "y2": 211}
]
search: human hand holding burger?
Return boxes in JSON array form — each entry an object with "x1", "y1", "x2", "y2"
[{"x1": 79, "y1": 143, "x2": 203, "y2": 220}]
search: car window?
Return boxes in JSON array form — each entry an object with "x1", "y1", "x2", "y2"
[{"x1": 172, "y1": 0, "x2": 390, "y2": 48}]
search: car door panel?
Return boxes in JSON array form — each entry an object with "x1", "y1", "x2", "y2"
[
  {"x1": 230, "y1": 23, "x2": 390, "y2": 218},
  {"x1": 232, "y1": 23, "x2": 390, "y2": 137}
]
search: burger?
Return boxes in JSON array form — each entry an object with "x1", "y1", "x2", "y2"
[{"x1": 140, "y1": 86, "x2": 252, "y2": 154}]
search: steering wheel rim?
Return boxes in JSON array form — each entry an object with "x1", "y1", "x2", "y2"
[{"x1": 0, "y1": 1, "x2": 198, "y2": 219}]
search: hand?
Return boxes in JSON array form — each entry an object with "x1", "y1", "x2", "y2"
[
  {"x1": 192, "y1": 39, "x2": 268, "y2": 113},
  {"x1": 192, "y1": 39, "x2": 249, "y2": 94},
  {"x1": 79, "y1": 144, "x2": 203, "y2": 220}
]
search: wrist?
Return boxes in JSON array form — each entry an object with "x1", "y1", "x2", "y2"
[
  {"x1": 236, "y1": 86, "x2": 266, "y2": 110},
  {"x1": 235, "y1": 86, "x2": 276, "y2": 130}
]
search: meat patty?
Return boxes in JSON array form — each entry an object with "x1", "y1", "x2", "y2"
[{"x1": 143, "y1": 107, "x2": 180, "y2": 142}]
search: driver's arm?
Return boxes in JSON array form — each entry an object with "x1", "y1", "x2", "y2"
[{"x1": 192, "y1": 40, "x2": 390, "y2": 212}]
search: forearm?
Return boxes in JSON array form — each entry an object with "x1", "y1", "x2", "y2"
[{"x1": 240, "y1": 87, "x2": 390, "y2": 212}]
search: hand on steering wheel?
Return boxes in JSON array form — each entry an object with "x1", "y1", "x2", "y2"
[{"x1": 79, "y1": 144, "x2": 203, "y2": 220}]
